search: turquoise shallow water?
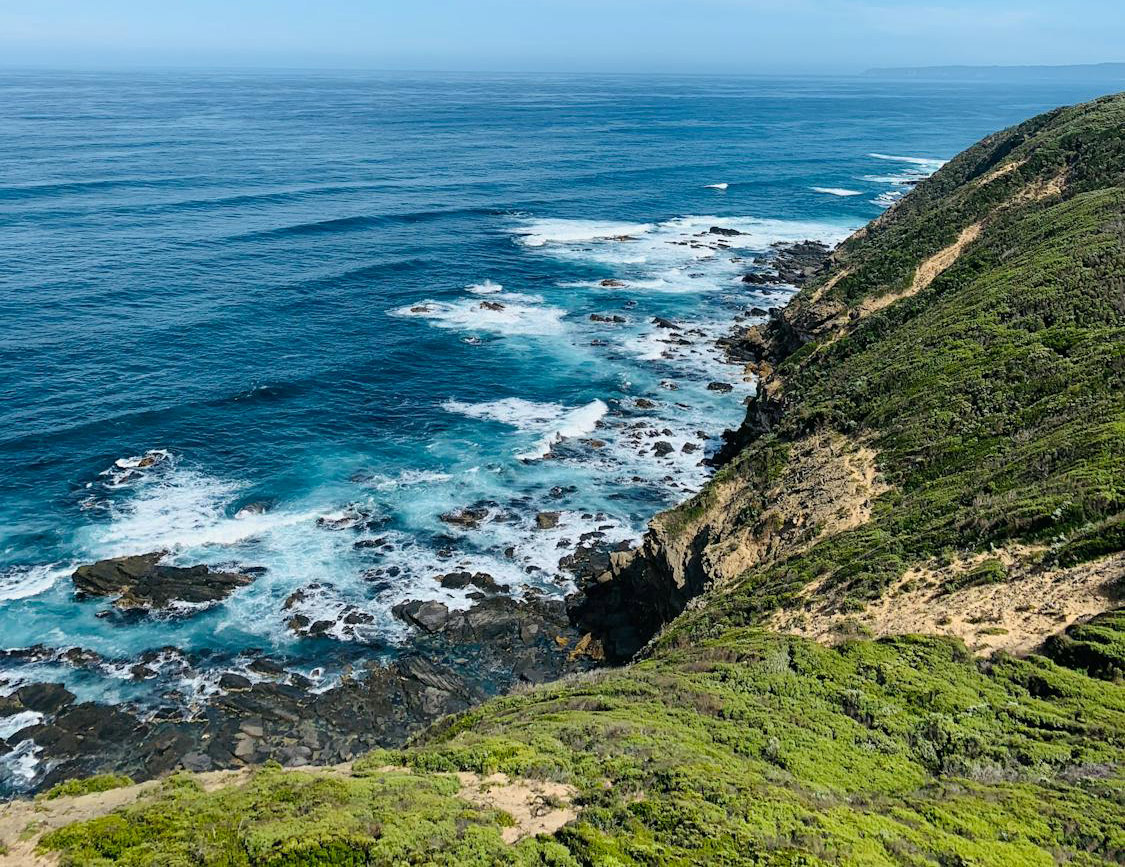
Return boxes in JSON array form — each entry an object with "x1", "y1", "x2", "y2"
[{"x1": 0, "y1": 71, "x2": 1116, "y2": 742}]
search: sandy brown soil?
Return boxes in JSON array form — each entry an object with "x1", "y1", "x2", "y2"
[
  {"x1": 858, "y1": 222, "x2": 982, "y2": 319},
  {"x1": 771, "y1": 548, "x2": 1124, "y2": 656},
  {"x1": 455, "y1": 772, "x2": 577, "y2": 843},
  {"x1": 657, "y1": 432, "x2": 889, "y2": 591}
]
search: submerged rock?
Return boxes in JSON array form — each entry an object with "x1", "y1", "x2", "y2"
[{"x1": 72, "y1": 553, "x2": 256, "y2": 612}]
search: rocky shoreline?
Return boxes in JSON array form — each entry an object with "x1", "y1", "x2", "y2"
[{"x1": 0, "y1": 237, "x2": 832, "y2": 796}]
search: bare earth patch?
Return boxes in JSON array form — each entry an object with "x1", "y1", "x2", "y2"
[
  {"x1": 974, "y1": 159, "x2": 1027, "y2": 187},
  {"x1": 659, "y1": 432, "x2": 889, "y2": 590},
  {"x1": 858, "y1": 222, "x2": 983, "y2": 319},
  {"x1": 455, "y1": 772, "x2": 577, "y2": 843},
  {"x1": 1006, "y1": 170, "x2": 1068, "y2": 207},
  {"x1": 771, "y1": 549, "x2": 1124, "y2": 656}
]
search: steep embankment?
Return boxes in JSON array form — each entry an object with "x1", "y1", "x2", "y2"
[{"x1": 14, "y1": 95, "x2": 1125, "y2": 866}]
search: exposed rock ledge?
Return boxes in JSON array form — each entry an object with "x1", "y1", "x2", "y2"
[
  {"x1": 72, "y1": 552, "x2": 257, "y2": 611},
  {"x1": 569, "y1": 431, "x2": 889, "y2": 661}
]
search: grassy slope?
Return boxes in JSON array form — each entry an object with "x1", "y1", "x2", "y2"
[{"x1": 38, "y1": 96, "x2": 1125, "y2": 866}]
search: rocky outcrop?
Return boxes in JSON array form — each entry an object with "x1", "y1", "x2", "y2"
[
  {"x1": 740, "y1": 239, "x2": 832, "y2": 288},
  {"x1": 72, "y1": 553, "x2": 256, "y2": 612}
]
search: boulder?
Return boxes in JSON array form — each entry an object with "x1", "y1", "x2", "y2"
[
  {"x1": 439, "y1": 507, "x2": 490, "y2": 529},
  {"x1": 437, "y1": 571, "x2": 509, "y2": 594},
  {"x1": 14, "y1": 682, "x2": 75, "y2": 715},
  {"x1": 72, "y1": 553, "x2": 255, "y2": 611},
  {"x1": 535, "y1": 511, "x2": 561, "y2": 530},
  {"x1": 393, "y1": 600, "x2": 452, "y2": 634}
]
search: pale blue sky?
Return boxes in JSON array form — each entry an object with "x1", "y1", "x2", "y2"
[{"x1": 2, "y1": 0, "x2": 1123, "y2": 73}]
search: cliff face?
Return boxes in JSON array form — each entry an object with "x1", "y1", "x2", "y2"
[
  {"x1": 24, "y1": 95, "x2": 1125, "y2": 867},
  {"x1": 590, "y1": 92, "x2": 1125, "y2": 661}
]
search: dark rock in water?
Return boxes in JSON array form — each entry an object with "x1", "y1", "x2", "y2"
[
  {"x1": 438, "y1": 571, "x2": 509, "y2": 594},
  {"x1": 72, "y1": 553, "x2": 255, "y2": 612},
  {"x1": 740, "y1": 238, "x2": 832, "y2": 288},
  {"x1": 559, "y1": 539, "x2": 632, "y2": 584},
  {"x1": 394, "y1": 600, "x2": 452, "y2": 634},
  {"x1": 15, "y1": 682, "x2": 75, "y2": 715},
  {"x1": 682, "y1": 442, "x2": 700, "y2": 454},
  {"x1": 343, "y1": 608, "x2": 375, "y2": 626},
  {"x1": 600, "y1": 278, "x2": 626, "y2": 287},
  {"x1": 316, "y1": 504, "x2": 384, "y2": 531},
  {"x1": 709, "y1": 226, "x2": 743, "y2": 236},
  {"x1": 479, "y1": 300, "x2": 505, "y2": 311},
  {"x1": 634, "y1": 398, "x2": 657, "y2": 409},
  {"x1": 653, "y1": 441, "x2": 675, "y2": 457},
  {"x1": 439, "y1": 507, "x2": 490, "y2": 529},
  {"x1": 549, "y1": 485, "x2": 577, "y2": 499},
  {"x1": 590, "y1": 313, "x2": 627, "y2": 323},
  {"x1": 13, "y1": 580, "x2": 595, "y2": 795},
  {"x1": 219, "y1": 673, "x2": 252, "y2": 692},
  {"x1": 536, "y1": 511, "x2": 561, "y2": 530},
  {"x1": 652, "y1": 316, "x2": 678, "y2": 330},
  {"x1": 750, "y1": 306, "x2": 768, "y2": 316},
  {"x1": 707, "y1": 382, "x2": 734, "y2": 393},
  {"x1": 248, "y1": 658, "x2": 286, "y2": 677}
]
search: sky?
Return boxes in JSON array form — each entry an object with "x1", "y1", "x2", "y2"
[{"x1": 1, "y1": 0, "x2": 1123, "y2": 74}]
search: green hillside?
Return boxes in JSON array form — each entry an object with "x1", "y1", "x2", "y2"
[{"x1": 32, "y1": 94, "x2": 1125, "y2": 867}]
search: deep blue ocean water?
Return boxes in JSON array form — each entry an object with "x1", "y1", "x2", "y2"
[{"x1": 0, "y1": 71, "x2": 1118, "y2": 766}]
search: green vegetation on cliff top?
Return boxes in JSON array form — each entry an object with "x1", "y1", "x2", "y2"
[{"x1": 38, "y1": 94, "x2": 1125, "y2": 866}]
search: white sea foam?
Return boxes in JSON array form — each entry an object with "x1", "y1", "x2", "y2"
[
  {"x1": 390, "y1": 296, "x2": 567, "y2": 336},
  {"x1": 442, "y1": 397, "x2": 609, "y2": 460},
  {"x1": 812, "y1": 187, "x2": 862, "y2": 197},
  {"x1": 363, "y1": 470, "x2": 455, "y2": 491},
  {"x1": 868, "y1": 153, "x2": 948, "y2": 170},
  {"x1": 0, "y1": 710, "x2": 43, "y2": 739},
  {"x1": 513, "y1": 219, "x2": 654, "y2": 248},
  {"x1": 466, "y1": 279, "x2": 503, "y2": 294},
  {"x1": 0, "y1": 739, "x2": 42, "y2": 789},
  {"x1": 513, "y1": 214, "x2": 852, "y2": 282},
  {"x1": 704, "y1": 183, "x2": 729, "y2": 190},
  {"x1": 0, "y1": 563, "x2": 67, "y2": 602}
]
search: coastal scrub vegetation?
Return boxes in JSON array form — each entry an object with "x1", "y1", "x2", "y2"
[{"x1": 37, "y1": 94, "x2": 1125, "y2": 865}]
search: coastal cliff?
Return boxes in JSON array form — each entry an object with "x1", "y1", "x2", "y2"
[{"x1": 9, "y1": 94, "x2": 1125, "y2": 866}]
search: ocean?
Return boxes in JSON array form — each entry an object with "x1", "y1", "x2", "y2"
[{"x1": 0, "y1": 70, "x2": 1116, "y2": 787}]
